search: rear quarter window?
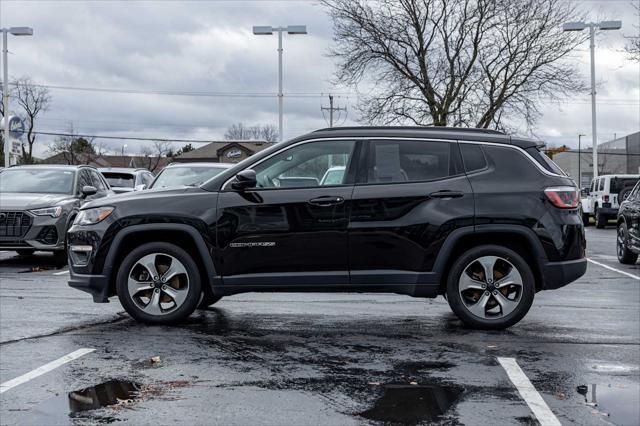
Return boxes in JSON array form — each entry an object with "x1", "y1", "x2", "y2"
[
  {"x1": 460, "y1": 144, "x2": 488, "y2": 173},
  {"x1": 525, "y1": 147, "x2": 566, "y2": 175}
]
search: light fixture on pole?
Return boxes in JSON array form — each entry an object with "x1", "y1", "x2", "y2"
[
  {"x1": 2, "y1": 26, "x2": 33, "y2": 167},
  {"x1": 253, "y1": 25, "x2": 307, "y2": 142},
  {"x1": 563, "y1": 20, "x2": 621, "y2": 179}
]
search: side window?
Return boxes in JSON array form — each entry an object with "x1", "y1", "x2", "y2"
[
  {"x1": 77, "y1": 170, "x2": 92, "y2": 192},
  {"x1": 253, "y1": 140, "x2": 356, "y2": 189},
  {"x1": 367, "y1": 140, "x2": 457, "y2": 184},
  {"x1": 599, "y1": 178, "x2": 605, "y2": 191},
  {"x1": 460, "y1": 144, "x2": 487, "y2": 173},
  {"x1": 591, "y1": 179, "x2": 596, "y2": 192},
  {"x1": 90, "y1": 170, "x2": 107, "y2": 191},
  {"x1": 144, "y1": 173, "x2": 154, "y2": 186}
]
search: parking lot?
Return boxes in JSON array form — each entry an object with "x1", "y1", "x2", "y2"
[{"x1": 0, "y1": 227, "x2": 638, "y2": 425}]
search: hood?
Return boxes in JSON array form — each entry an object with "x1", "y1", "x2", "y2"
[
  {"x1": 0, "y1": 192, "x2": 75, "y2": 210},
  {"x1": 82, "y1": 186, "x2": 197, "y2": 209}
]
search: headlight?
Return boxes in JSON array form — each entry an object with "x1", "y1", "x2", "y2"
[
  {"x1": 30, "y1": 206, "x2": 63, "y2": 217},
  {"x1": 75, "y1": 207, "x2": 115, "y2": 225}
]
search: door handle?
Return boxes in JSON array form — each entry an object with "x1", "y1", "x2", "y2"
[
  {"x1": 429, "y1": 190, "x2": 464, "y2": 199},
  {"x1": 308, "y1": 196, "x2": 345, "y2": 207}
]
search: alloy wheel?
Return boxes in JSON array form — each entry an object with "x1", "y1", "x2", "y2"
[
  {"x1": 458, "y1": 255, "x2": 523, "y2": 320},
  {"x1": 617, "y1": 227, "x2": 626, "y2": 258},
  {"x1": 127, "y1": 252, "x2": 190, "y2": 315}
]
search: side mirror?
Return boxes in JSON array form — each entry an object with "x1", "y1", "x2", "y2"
[
  {"x1": 134, "y1": 184, "x2": 146, "y2": 191},
  {"x1": 81, "y1": 185, "x2": 97, "y2": 197},
  {"x1": 232, "y1": 169, "x2": 257, "y2": 191}
]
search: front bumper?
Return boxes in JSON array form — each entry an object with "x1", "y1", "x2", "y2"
[
  {"x1": 0, "y1": 210, "x2": 67, "y2": 251},
  {"x1": 68, "y1": 269, "x2": 111, "y2": 303},
  {"x1": 540, "y1": 258, "x2": 587, "y2": 290}
]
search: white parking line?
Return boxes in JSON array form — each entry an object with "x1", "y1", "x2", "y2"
[
  {"x1": 587, "y1": 258, "x2": 640, "y2": 281},
  {"x1": 0, "y1": 348, "x2": 95, "y2": 394},
  {"x1": 497, "y1": 357, "x2": 561, "y2": 426},
  {"x1": 52, "y1": 270, "x2": 69, "y2": 276}
]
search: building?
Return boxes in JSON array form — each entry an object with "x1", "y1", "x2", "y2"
[
  {"x1": 41, "y1": 152, "x2": 171, "y2": 172},
  {"x1": 172, "y1": 140, "x2": 273, "y2": 163},
  {"x1": 552, "y1": 131, "x2": 639, "y2": 188}
]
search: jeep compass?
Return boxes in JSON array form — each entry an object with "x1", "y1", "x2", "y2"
[{"x1": 67, "y1": 127, "x2": 587, "y2": 329}]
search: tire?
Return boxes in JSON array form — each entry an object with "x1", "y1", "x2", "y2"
[
  {"x1": 582, "y1": 212, "x2": 591, "y2": 226},
  {"x1": 198, "y1": 293, "x2": 222, "y2": 309},
  {"x1": 116, "y1": 242, "x2": 201, "y2": 324},
  {"x1": 16, "y1": 249, "x2": 35, "y2": 256},
  {"x1": 595, "y1": 211, "x2": 607, "y2": 229},
  {"x1": 617, "y1": 223, "x2": 638, "y2": 265},
  {"x1": 619, "y1": 186, "x2": 633, "y2": 204},
  {"x1": 446, "y1": 245, "x2": 535, "y2": 330}
]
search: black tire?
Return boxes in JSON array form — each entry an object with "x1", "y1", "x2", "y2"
[
  {"x1": 582, "y1": 212, "x2": 591, "y2": 226},
  {"x1": 446, "y1": 245, "x2": 535, "y2": 330},
  {"x1": 595, "y1": 211, "x2": 607, "y2": 229},
  {"x1": 116, "y1": 242, "x2": 201, "y2": 324},
  {"x1": 617, "y1": 223, "x2": 638, "y2": 265},
  {"x1": 16, "y1": 249, "x2": 35, "y2": 256},
  {"x1": 198, "y1": 293, "x2": 222, "y2": 309}
]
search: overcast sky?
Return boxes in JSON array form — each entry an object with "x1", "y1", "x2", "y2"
[{"x1": 0, "y1": 0, "x2": 638, "y2": 158}]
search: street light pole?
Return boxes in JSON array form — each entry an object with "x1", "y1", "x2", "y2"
[
  {"x1": 563, "y1": 20, "x2": 621, "y2": 180},
  {"x1": 578, "y1": 133, "x2": 585, "y2": 188},
  {"x1": 253, "y1": 25, "x2": 307, "y2": 142},
  {"x1": 1, "y1": 26, "x2": 33, "y2": 168}
]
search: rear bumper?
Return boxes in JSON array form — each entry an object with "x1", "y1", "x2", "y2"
[
  {"x1": 68, "y1": 270, "x2": 111, "y2": 303},
  {"x1": 597, "y1": 207, "x2": 618, "y2": 217},
  {"x1": 540, "y1": 258, "x2": 587, "y2": 290}
]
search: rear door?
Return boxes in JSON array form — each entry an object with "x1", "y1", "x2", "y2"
[{"x1": 348, "y1": 138, "x2": 473, "y2": 291}]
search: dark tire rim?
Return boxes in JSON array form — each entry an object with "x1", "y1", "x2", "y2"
[
  {"x1": 127, "y1": 252, "x2": 190, "y2": 316},
  {"x1": 458, "y1": 255, "x2": 523, "y2": 320}
]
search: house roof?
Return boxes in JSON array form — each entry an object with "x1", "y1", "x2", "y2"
[{"x1": 175, "y1": 140, "x2": 273, "y2": 159}]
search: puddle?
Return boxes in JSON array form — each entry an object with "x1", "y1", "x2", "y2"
[
  {"x1": 577, "y1": 383, "x2": 640, "y2": 425},
  {"x1": 360, "y1": 383, "x2": 463, "y2": 424},
  {"x1": 27, "y1": 380, "x2": 140, "y2": 424}
]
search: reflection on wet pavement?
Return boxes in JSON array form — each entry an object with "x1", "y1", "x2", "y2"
[
  {"x1": 360, "y1": 383, "x2": 463, "y2": 423},
  {"x1": 576, "y1": 383, "x2": 640, "y2": 425}
]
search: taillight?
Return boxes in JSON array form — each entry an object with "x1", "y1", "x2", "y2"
[
  {"x1": 544, "y1": 186, "x2": 578, "y2": 208},
  {"x1": 603, "y1": 195, "x2": 610, "y2": 203}
]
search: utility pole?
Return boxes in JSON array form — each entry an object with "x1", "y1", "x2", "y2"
[{"x1": 321, "y1": 95, "x2": 347, "y2": 127}]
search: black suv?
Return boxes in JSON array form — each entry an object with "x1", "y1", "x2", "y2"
[
  {"x1": 617, "y1": 181, "x2": 640, "y2": 264},
  {"x1": 67, "y1": 127, "x2": 586, "y2": 329}
]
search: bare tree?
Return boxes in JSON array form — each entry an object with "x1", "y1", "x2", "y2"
[
  {"x1": 225, "y1": 122, "x2": 278, "y2": 142},
  {"x1": 624, "y1": 2, "x2": 640, "y2": 62},
  {"x1": 48, "y1": 123, "x2": 99, "y2": 165},
  {"x1": 225, "y1": 123, "x2": 253, "y2": 140},
  {"x1": 12, "y1": 77, "x2": 52, "y2": 163},
  {"x1": 141, "y1": 140, "x2": 171, "y2": 172},
  {"x1": 323, "y1": 0, "x2": 586, "y2": 129}
]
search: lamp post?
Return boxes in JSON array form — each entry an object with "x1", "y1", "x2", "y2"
[
  {"x1": 121, "y1": 144, "x2": 128, "y2": 166},
  {"x1": 563, "y1": 20, "x2": 621, "y2": 179},
  {"x1": 2, "y1": 26, "x2": 33, "y2": 167},
  {"x1": 578, "y1": 133, "x2": 586, "y2": 188},
  {"x1": 253, "y1": 25, "x2": 307, "y2": 142}
]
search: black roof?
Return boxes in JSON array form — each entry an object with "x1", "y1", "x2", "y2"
[{"x1": 306, "y1": 126, "x2": 539, "y2": 149}]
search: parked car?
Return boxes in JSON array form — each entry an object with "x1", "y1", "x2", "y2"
[
  {"x1": 99, "y1": 168, "x2": 155, "y2": 194},
  {"x1": 149, "y1": 162, "x2": 233, "y2": 189},
  {"x1": 0, "y1": 165, "x2": 113, "y2": 262},
  {"x1": 617, "y1": 181, "x2": 640, "y2": 264},
  {"x1": 67, "y1": 127, "x2": 586, "y2": 329},
  {"x1": 581, "y1": 174, "x2": 640, "y2": 228},
  {"x1": 320, "y1": 166, "x2": 346, "y2": 185}
]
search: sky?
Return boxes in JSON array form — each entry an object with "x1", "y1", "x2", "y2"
[{"x1": 0, "y1": 0, "x2": 638, "y2": 159}]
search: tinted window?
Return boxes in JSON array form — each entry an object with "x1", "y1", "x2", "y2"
[
  {"x1": 460, "y1": 144, "x2": 487, "y2": 173},
  {"x1": 103, "y1": 172, "x2": 135, "y2": 188},
  {"x1": 0, "y1": 168, "x2": 75, "y2": 194},
  {"x1": 367, "y1": 140, "x2": 455, "y2": 184},
  {"x1": 150, "y1": 166, "x2": 229, "y2": 189},
  {"x1": 599, "y1": 178, "x2": 605, "y2": 191},
  {"x1": 78, "y1": 170, "x2": 92, "y2": 190},
  {"x1": 525, "y1": 147, "x2": 566, "y2": 175},
  {"x1": 253, "y1": 140, "x2": 356, "y2": 189},
  {"x1": 89, "y1": 170, "x2": 107, "y2": 191}
]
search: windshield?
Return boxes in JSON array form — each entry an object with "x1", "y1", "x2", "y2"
[
  {"x1": 102, "y1": 172, "x2": 135, "y2": 188},
  {"x1": 0, "y1": 168, "x2": 75, "y2": 194},
  {"x1": 150, "y1": 166, "x2": 228, "y2": 189}
]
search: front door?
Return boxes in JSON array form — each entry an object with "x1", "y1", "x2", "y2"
[{"x1": 215, "y1": 139, "x2": 359, "y2": 290}]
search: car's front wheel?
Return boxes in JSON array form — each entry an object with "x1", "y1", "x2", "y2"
[
  {"x1": 446, "y1": 245, "x2": 535, "y2": 330},
  {"x1": 617, "y1": 223, "x2": 638, "y2": 265},
  {"x1": 116, "y1": 242, "x2": 201, "y2": 324}
]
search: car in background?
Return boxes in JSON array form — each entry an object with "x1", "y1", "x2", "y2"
[
  {"x1": 617, "y1": 181, "x2": 640, "y2": 264},
  {"x1": 320, "y1": 166, "x2": 346, "y2": 186},
  {"x1": 581, "y1": 174, "x2": 640, "y2": 228},
  {"x1": 0, "y1": 165, "x2": 113, "y2": 262},
  {"x1": 99, "y1": 167, "x2": 155, "y2": 194},
  {"x1": 149, "y1": 162, "x2": 233, "y2": 189}
]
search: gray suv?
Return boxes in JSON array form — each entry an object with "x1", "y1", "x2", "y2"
[{"x1": 0, "y1": 165, "x2": 113, "y2": 261}]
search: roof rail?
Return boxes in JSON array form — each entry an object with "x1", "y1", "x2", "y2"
[{"x1": 313, "y1": 126, "x2": 505, "y2": 135}]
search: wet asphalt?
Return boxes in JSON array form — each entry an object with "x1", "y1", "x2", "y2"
[{"x1": 0, "y1": 227, "x2": 638, "y2": 425}]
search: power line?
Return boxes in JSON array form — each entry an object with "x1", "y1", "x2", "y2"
[{"x1": 32, "y1": 131, "x2": 219, "y2": 144}]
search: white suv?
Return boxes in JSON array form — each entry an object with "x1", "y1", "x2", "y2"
[{"x1": 581, "y1": 174, "x2": 640, "y2": 228}]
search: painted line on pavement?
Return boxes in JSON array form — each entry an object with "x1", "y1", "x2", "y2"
[
  {"x1": 587, "y1": 258, "x2": 640, "y2": 281},
  {"x1": 52, "y1": 269, "x2": 69, "y2": 276},
  {"x1": 497, "y1": 357, "x2": 561, "y2": 426},
  {"x1": 0, "y1": 348, "x2": 95, "y2": 394}
]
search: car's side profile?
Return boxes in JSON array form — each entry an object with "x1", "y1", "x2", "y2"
[
  {"x1": 0, "y1": 165, "x2": 113, "y2": 261},
  {"x1": 617, "y1": 181, "x2": 640, "y2": 264},
  {"x1": 67, "y1": 127, "x2": 586, "y2": 329}
]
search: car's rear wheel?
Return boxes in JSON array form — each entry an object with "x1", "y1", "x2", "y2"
[
  {"x1": 617, "y1": 223, "x2": 638, "y2": 265},
  {"x1": 446, "y1": 245, "x2": 535, "y2": 330},
  {"x1": 116, "y1": 242, "x2": 201, "y2": 324},
  {"x1": 595, "y1": 209, "x2": 607, "y2": 229},
  {"x1": 16, "y1": 249, "x2": 35, "y2": 256}
]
